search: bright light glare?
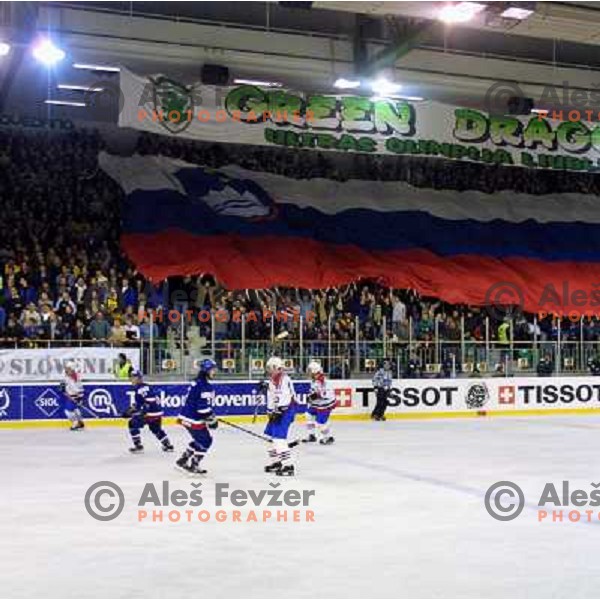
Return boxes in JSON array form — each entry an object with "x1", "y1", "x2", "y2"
[
  {"x1": 439, "y1": 2, "x2": 486, "y2": 24},
  {"x1": 334, "y1": 78, "x2": 361, "y2": 89},
  {"x1": 233, "y1": 78, "x2": 282, "y2": 88},
  {"x1": 57, "y1": 84, "x2": 104, "y2": 92},
  {"x1": 32, "y1": 39, "x2": 66, "y2": 66},
  {"x1": 370, "y1": 78, "x2": 402, "y2": 97},
  {"x1": 73, "y1": 63, "x2": 120, "y2": 72},
  {"x1": 44, "y1": 100, "x2": 86, "y2": 107},
  {"x1": 501, "y1": 7, "x2": 534, "y2": 20}
]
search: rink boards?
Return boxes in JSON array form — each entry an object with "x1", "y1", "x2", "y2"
[{"x1": 2, "y1": 376, "x2": 600, "y2": 427}]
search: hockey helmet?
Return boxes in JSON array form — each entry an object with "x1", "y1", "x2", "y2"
[
  {"x1": 64, "y1": 360, "x2": 77, "y2": 372},
  {"x1": 199, "y1": 358, "x2": 218, "y2": 377},
  {"x1": 266, "y1": 356, "x2": 284, "y2": 373},
  {"x1": 130, "y1": 369, "x2": 143, "y2": 381},
  {"x1": 306, "y1": 360, "x2": 323, "y2": 376}
]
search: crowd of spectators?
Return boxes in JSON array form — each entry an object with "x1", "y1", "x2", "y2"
[
  {"x1": 0, "y1": 124, "x2": 598, "y2": 360},
  {"x1": 137, "y1": 132, "x2": 600, "y2": 195}
]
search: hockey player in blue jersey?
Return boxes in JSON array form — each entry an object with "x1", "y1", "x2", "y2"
[
  {"x1": 176, "y1": 358, "x2": 218, "y2": 475},
  {"x1": 264, "y1": 356, "x2": 297, "y2": 476},
  {"x1": 125, "y1": 370, "x2": 174, "y2": 454},
  {"x1": 303, "y1": 360, "x2": 336, "y2": 445}
]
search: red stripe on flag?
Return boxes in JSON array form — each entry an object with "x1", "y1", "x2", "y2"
[{"x1": 122, "y1": 231, "x2": 600, "y2": 315}]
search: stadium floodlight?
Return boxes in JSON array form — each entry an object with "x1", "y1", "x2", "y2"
[
  {"x1": 32, "y1": 39, "x2": 66, "y2": 66},
  {"x1": 233, "y1": 78, "x2": 282, "y2": 88},
  {"x1": 57, "y1": 84, "x2": 104, "y2": 92},
  {"x1": 334, "y1": 78, "x2": 361, "y2": 90},
  {"x1": 44, "y1": 99, "x2": 86, "y2": 107},
  {"x1": 501, "y1": 6, "x2": 535, "y2": 20},
  {"x1": 438, "y1": 2, "x2": 486, "y2": 23},
  {"x1": 0, "y1": 42, "x2": 10, "y2": 57},
  {"x1": 73, "y1": 63, "x2": 120, "y2": 72},
  {"x1": 370, "y1": 77, "x2": 402, "y2": 97}
]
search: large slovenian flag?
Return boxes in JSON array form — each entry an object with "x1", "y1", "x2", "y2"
[{"x1": 100, "y1": 152, "x2": 600, "y2": 314}]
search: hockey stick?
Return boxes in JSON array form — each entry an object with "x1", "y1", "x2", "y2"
[
  {"x1": 60, "y1": 388, "x2": 100, "y2": 419},
  {"x1": 255, "y1": 328, "x2": 288, "y2": 424},
  {"x1": 252, "y1": 380, "x2": 269, "y2": 424},
  {"x1": 79, "y1": 402, "x2": 121, "y2": 420},
  {"x1": 219, "y1": 418, "x2": 271, "y2": 441},
  {"x1": 252, "y1": 400, "x2": 264, "y2": 424},
  {"x1": 78, "y1": 404, "x2": 100, "y2": 418},
  {"x1": 218, "y1": 418, "x2": 301, "y2": 448}
]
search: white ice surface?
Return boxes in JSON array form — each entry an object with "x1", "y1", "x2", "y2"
[{"x1": 2, "y1": 416, "x2": 600, "y2": 598}]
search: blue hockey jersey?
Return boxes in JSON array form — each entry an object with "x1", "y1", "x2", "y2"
[
  {"x1": 179, "y1": 377, "x2": 215, "y2": 429},
  {"x1": 131, "y1": 384, "x2": 163, "y2": 419}
]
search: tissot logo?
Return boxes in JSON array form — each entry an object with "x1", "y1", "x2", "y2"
[{"x1": 357, "y1": 386, "x2": 459, "y2": 407}]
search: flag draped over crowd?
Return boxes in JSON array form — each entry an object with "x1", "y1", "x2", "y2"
[{"x1": 100, "y1": 152, "x2": 600, "y2": 314}]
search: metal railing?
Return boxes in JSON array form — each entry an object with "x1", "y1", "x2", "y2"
[{"x1": 12, "y1": 313, "x2": 600, "y2": 379}]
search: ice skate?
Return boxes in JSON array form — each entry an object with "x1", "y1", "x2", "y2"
[
  {"x1": 161, "y1": 440, "x2": 175, "y2": 452},
  {"x1": 185, "y1": 456, "x2": 207, "y2": 476},
  {"x1": 175, "y1": 450, "x2": 192, "y2": 471},
  {"x1": 129, "y1": 442, "x2": 144, "y2": 453},
  {"x1": 264, "y1": 461, "x2": 282, "y2": 473},
  {"x1": 275, "y1": 464, "x2": 295, "y2": 477}
]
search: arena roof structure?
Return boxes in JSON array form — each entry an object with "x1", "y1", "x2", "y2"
[{"x1": 2, "y1": 1, "x2": 600, "y2": 124}]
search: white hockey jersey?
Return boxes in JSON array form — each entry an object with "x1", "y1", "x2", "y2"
[
  {"x1": 308, "y1": 374, "x2": 336, "y2": 410},
  {"x1": 63, "y1": 371, "x2": 84, "y2": 399},
  {"x1": 267, "y1": 373, "x2": 296, "y2": 411}
]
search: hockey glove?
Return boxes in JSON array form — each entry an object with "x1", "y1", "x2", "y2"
[
  {"x1": 268, "y1": 406, "x2": 286, "y2": 425},
  {"x1": 207, "y1": 416, "x2": 218, "y2": 430},
  {"x1": 122, "y1": 406, "x2": 138, "y2": 418}
]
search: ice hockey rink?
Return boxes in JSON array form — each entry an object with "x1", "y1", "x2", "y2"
[{"x1": 2, "y1": 416, "x2": 600, "y2": 599}]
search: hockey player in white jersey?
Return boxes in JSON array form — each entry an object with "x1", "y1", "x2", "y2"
[
  {"x1": 264, "y1": 356, "x2": 297, "y2": 476},
  {"x1": 60, "y1": 361, "x2": 85, "y2": 431},
  {"x1": 303, "y1": 360, "x2": 335, "y2": 445}
]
